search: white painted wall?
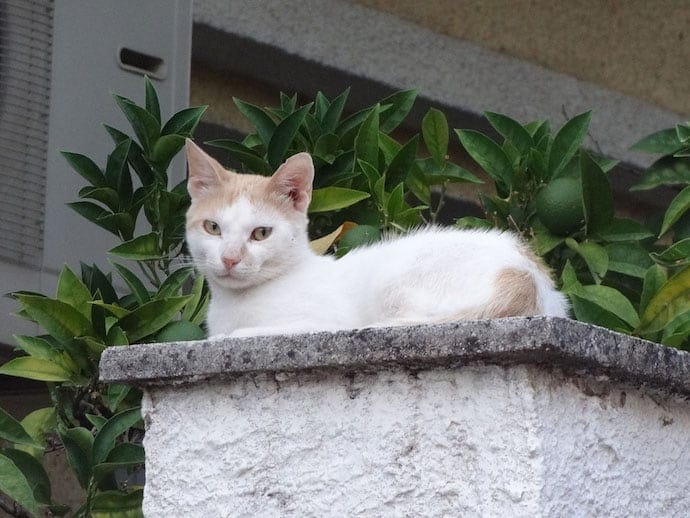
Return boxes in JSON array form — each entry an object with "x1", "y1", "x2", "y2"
[{"x1": 140, "y1": 364, "x2": 690, "y2": 517}]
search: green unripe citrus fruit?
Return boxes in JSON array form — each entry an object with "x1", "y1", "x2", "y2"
[{"x1": 536, "y1": 177, "x2": 585, "y2": 236}]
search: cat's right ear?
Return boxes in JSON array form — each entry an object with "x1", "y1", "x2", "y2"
[{"x1": 185, "y1": 139, "x2": 223, "y2": 199}]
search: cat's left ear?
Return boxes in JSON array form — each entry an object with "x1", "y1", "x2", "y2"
[
  {"x1": 185, "y1": 139, "x2": 224, "y2": 199},
  {"x1": 269, "y1": 152, "x2": 314, "y2": 213}
]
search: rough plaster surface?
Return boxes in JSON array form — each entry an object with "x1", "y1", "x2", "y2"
[
  {"x1": 100, "y1": 318, "x2": 690, "y2": 516},
  {"x1": 140, "y1": 365, "x2": 690, "y2": 517}
]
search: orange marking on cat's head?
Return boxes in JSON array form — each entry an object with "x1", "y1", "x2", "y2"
[{"x1": 185, "y1": 139, "x2": 314, "y2": 226}]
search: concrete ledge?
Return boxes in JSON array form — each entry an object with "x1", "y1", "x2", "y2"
[
  {"x1": 120, "y1": 317, "x2": 690, "y2": 516},
  {"x1": 99, "y1": 317, "x2": 690, "y2": 396}
]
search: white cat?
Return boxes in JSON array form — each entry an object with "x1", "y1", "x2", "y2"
[{"x1": 185, "y1": 140, "x2": 569, "y2": 337}]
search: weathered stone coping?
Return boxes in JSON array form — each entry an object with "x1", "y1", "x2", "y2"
[{"x1": 99, "y1": 317, "x2": 690, "y2": 396}]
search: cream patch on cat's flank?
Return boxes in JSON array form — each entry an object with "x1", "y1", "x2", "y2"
[{"x1": 491, "y1": 268, "x2": 539, "y2": 317}]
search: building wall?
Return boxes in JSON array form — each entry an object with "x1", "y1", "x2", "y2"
[
  {"x1": 350, "y1": 0, "x2": 690, "y2": 116},
  {"x1": 140, "y1": 363, "x2": 690, "y2": 516},
  {"x1": 191, "y1": 0, "x2": 689, "y2": 134}
]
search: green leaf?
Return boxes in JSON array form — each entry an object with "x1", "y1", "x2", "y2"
[
  {"x1": 565, "y1": 238, "x2": 609, "y2": 283},
  {"x1": 0, "y1": 452, "x2": 42, "y2": 515},
  {"x1": 233, "y1": 98, "x2": 276, "y2": 146},
  {"x1": 606, "y1": 242, "x2": 653, "y2": 278},
  {"x1": 385, "y1": 134, "x2": 419, "y2": 189},
  {"x1": 312, "y1": 133, "x2": 340, "y2": 163},
  {"x1": 0, "y1": 408, "x2": 39, "y2": 447},
  {"x1": 113, "y1": 94, "x2": 160, "y2": 152},
  {"x1": 630, "y1": 156, "x2": 690, "y2": 191},
  {"x1": 189, "y1": 292, "x2": 210, "y2": 326},
  {"x1": 90, "y1": 489, "x2": 144, "y2": 517},
  {"x1": 81, "y1": 263, "x2": 119, "y2": 304},
  {"x1": 631, "y1": 127, "x2": 681, "y2": 154},
  {"x1": 560, "y1": 259, "x2": 580, "y2": 292},
  {"x1": 484, "y1": 111, "x2": 533, "y2": 156},
  {"x1": 19, "y1": 408, "x2": 56, "y2": 453},
  {"x1": 109, "y1": 232, "x2": 162, "y2": 260},
  {"x1": 637, "y1": 266, "x2": 690, "y2": 335},
  {"x1": 205, "y1": 139, "x2": 273, "y2": 175},
  {"x1": 103, "y1": 388, "x2": 131, "y2": 418},
  {"x1": 593, "y1": 218, "x2": 654, "y2": 242},
  {"x1": 267, "y1": 104, "x2": 311, "y2": 169},
  {"x1": 548, "y1": 111, "x2": 591, "y2": 179},
  {"x1": 569, "y1": 294, "x2": 629, "y2": 332},
  {"x1": 61, "y1": 151, "x2": 105, "y2": 187},
  {"x1": 112, "y1": 263, "x2": 150, "y2": 305},
  {"x1": 56, "y1": 265, "x2": 93, "y2": 319},
  {"x1": 386, "y1": 182, "x2": 406, "y2": 219},
  {"x1": 181, "y1": 274, "x2": 206, "y2": 322},
  {"x1": 150, "y1": 134, "x2": 185, "y2": 165},
  {"x1": 78, "y1": 186, "x2": 120, "y2": 212},
  {"x1": 640, "y1": 264, "x2": 667, "y2": 315},
  {"x1": 580, "y1": 150, "x2": 614, "y2": 234},
  {"x1": 117, "y1": 297, "x2": 191, "y2": 343},
  {"x1": 14, "y1": 294, "x2": 92, "y2": 343},
  {"x1": 104, "y1": 139, "x2": 133, "y2": 203},
  {"x1": 336, "y1": 225, "x2": 381, "y2": 256},
  {"x1": 422, "y1": 108, "x2": 449, "y2": 165},
  {"x1": 57, "y1": 426, "x2": 94, "y2": 489},
  {"x1": 68, "y1": 201, "x2": 118, "y2": 235},
  {"x1": 161, "y1": 106, "x2": 207, "y2": 137},
  {"x1": 279, "y1": 92, "x2": 297, "y2": 113},
  {"x1": 156, "y1": 267, "x2": 194, "y2": 299},
  {"x1": 154, "y1": 320, "x2": 205, "y2": 343},
  {"x1": 658, "y1": 185, "x2": 690, "y2": 237},
  {"x1": 456, "y1": 129, "x2": 513, "y2": 190},
  {"x1": 92, "y1": 408, "x2": 142, "y2": 465},
  {"x1": 314, "y1": 91, "x2": 329, "y2": 122},
  {"x1": 650, "y1": 237, "x2": 690, "y2": 267},
  {"x1": 93, "y1": 443, "x2": 145, "y2": 483},
  {"x1": 321, "y1": 88, "x2": 350, "y2": 133},
  {"x1": 677, "y1": 123, "x2": 690, "y2": 144},
  {"x1": 0, "y1": 357, "x2": 74, "y2": 382},
  {"x1": 144, "y1": 76, "x2": 161, "y2": 123},
  {"x1": 354, "y1": 106, "x2": 380, "y2": 170},
  {"x1": 570, "y1": 284, "x2": 640, "y2": 329},
  {"x1": 379, "y1": 90, "x2": 417, "y2": 133},
  {"x1": 106, "y1": 326, "x2": 129, "y2": 347},
  {"x1": 455, "y1": 216, "x2": 494, "y2": 230},
  {"x1": 90, "y1": 301, "x2": 131, "y2": 319},
  {"x1": 309, "y1": 187, "x2": 370, "y2": 213},
  {"x1": 377, "y1": 133, "x2": 402, "y2": 164},
  {"x1": 1, "y1": 448, "x2": 51, "y2": 504},
  {"x1": 416, "y1": 158, "x2": 482, "y2": 184},
  {"x1": 13, "y1": 335, "x2": 60, "y2": 363},
  {"x1": 85, "y1": 414, "x2": 108, "y2": 431}
]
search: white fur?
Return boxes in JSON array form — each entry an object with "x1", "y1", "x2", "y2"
[
  {"x1": 184, "y1": 143, "x2": 568, "y2": 337},
  {"x1": 187, "y1": 206, "x2": 569, "y2": 338}
]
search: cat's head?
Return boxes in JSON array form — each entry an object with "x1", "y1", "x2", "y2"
[{"x1": 185, "y1": 139, "x2": 314, "y2": 290}]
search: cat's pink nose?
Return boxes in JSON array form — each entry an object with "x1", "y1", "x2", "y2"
[{"x1": 222, "y1": 256, "x2": 240, "y2": 270}]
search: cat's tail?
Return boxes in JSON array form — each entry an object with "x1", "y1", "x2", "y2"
[
  {"x1": 479, "y1": 266, "x2": 570, "y2": 318},
  {"x1": 444, "y1": 266, "x2": 569, "y2": 321}
]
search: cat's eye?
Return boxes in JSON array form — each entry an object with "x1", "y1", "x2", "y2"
[
  {"x1": 203, "y1": 220, "x2": 221, "y2": 236},
  {"x1": 251, "y1": 226, "x2": 272, "y2": 241}
]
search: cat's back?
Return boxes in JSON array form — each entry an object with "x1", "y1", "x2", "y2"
[
  {"x1": 338, "y1": 226, "x2": 567, "y2": 320},
  {"x1": 342, "y1": 226, "x2": 535, "y2": 270}
]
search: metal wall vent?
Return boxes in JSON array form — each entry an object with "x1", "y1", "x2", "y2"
[{"x1": 0, "y1": 0, "x2": 53, "y2": 268}]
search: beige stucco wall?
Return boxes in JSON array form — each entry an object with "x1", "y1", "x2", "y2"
[
  {"x1": 190, "y1": 64, "x2": 280, "y2": 133},
  {"x1": 349, "y1": 0, "x2": 689, "y2": 115}
]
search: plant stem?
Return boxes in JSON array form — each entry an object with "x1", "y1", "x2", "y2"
[{"x1": 431, "y1": 182, "x2": 447, "y2": 225}]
